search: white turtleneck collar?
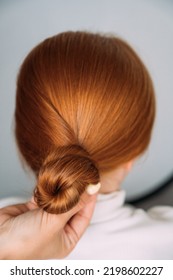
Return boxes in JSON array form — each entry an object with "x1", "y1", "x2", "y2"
[{"x1": 90, "y1": 189, "x2": 128, "y2": 224}]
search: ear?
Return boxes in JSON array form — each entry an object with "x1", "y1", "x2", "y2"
[{"x1": 123, "y1": 159, "x2": 135, "y2": 172}]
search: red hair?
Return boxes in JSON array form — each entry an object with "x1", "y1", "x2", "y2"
[{"x1": 15, "y1": 31, "x2": 156, "y2": 214}]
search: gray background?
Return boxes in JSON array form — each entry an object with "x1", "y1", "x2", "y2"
[{"x1": 0, "y1": 0, "x2": 173, "y2": 202}]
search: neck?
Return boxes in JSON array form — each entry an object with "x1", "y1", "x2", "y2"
[
  {"x1": 99, "y1": 176, "x2": 121, "y2": 194},
  {"x1": 99, "y1": 164, "x2": 132, "y2": 194}
]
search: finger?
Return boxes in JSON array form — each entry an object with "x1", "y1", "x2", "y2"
[
  {"x1": 76, "y1": 193, "x2": 97, "y2": 221},
  {"x1": 0, "y1": 196, "x2": 40, "y2": 225},
  {"x1": 42, "y1": 191, "x2": 97, "y2": 231},
  {"x1": 55, "y1": 192, "x2": 97, "y2": 227},
  {"x1": 0, "y1": 203, "x2": 30, "y2": 225},
  {"x1": 67, "y1": 193, "x2": 97, "y2": 230},
  {"x1": 63, "y1": 194, "x2": 97, "y2": 244},
  {"x1": 26, "y1": 196, "x2": 39, "y2": 210}
]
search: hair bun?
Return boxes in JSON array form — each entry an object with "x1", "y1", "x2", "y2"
[{"x1": 34, "y1": 145, "x2": 99, "y2": 214}]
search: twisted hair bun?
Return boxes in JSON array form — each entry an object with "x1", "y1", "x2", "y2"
[{"x1": 34, "y1": 145, "x2": 100, "y2": 214}]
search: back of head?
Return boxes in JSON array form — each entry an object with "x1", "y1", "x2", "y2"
[{"x1": 15, "y1": 31, "x2": 155, "y2": 214}]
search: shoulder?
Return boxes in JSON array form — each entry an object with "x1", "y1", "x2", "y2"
[
  {"x1": 127, "y1": 204, "x2": 173, "y2": 227},
  {"x1": 147, "y1": 205, "x2": 173, "y2": 220}
]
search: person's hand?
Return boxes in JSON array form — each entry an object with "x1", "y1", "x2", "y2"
[{"x1": 0, "y1": 192, "x2": 97, "y2": 259}]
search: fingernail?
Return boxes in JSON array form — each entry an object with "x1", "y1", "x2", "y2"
[{"x1": 86, "y1": 182, "x2": 101, "y2": 195}]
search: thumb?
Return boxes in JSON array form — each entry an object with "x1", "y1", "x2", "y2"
[
  {"x1": 63, "y1": 193, "x2": 97, "y2": 243},
  {"x1": 56, "y1": 191, "x2": 97, "y2": 227}
]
